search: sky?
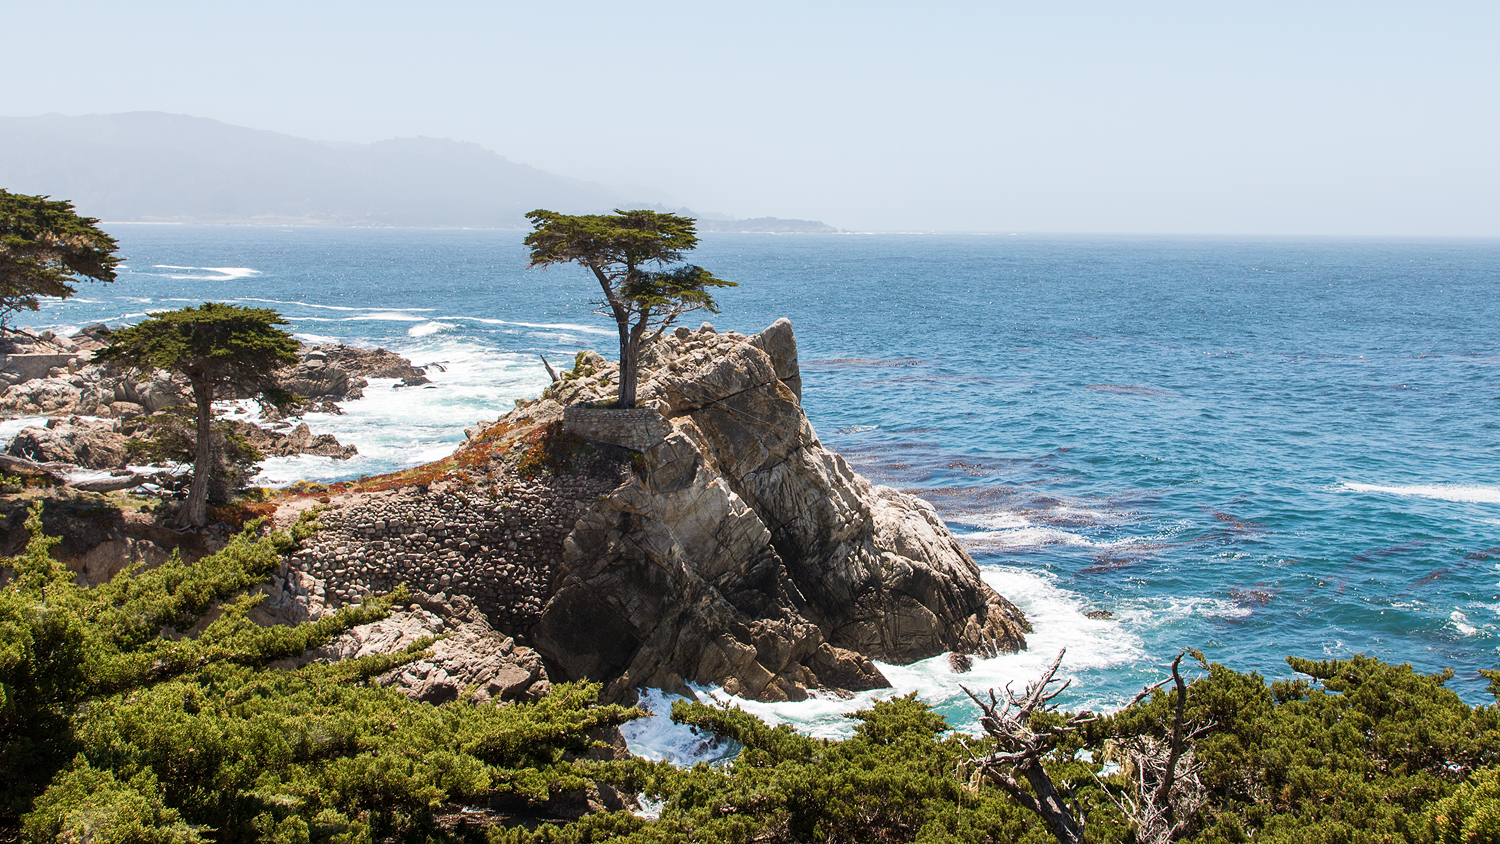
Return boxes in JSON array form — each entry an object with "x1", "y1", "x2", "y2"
[{"x1": 2, "y1": 1, "x2": 1497, "y2": 235}]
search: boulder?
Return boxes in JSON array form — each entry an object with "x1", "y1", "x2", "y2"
[
  {"x1": 277, "y1": 357, "x2": 364, "y2": 402},
  {"x1": 310, "y1": 344, "x2": 426, "y2": 380},
  {"x1": 6, "y1": 418, "x2": 130, "y2": 469}
]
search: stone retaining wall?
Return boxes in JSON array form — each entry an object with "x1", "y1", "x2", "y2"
[
  {"x1": 285, "y1": 472, "x2": 621, "y2": 635},
  {"x1": 562, "y1": 405, "x2": 671, "y2": 452}
]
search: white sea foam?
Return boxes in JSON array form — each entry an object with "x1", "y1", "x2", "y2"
[
  {"x1": 1451, "y1": 610, "x2": 1482, "y2": 637},
  {"x1": 0, "y1": 416, "x2": 49, "y2": 442},
  {"x1": 232, "y1": 297, "x2": 432, "y2": 313},
  {"x1": 1339, "y1": 482, "x2": 1500, "y2": 505},
  {"x1": 620, "y1": 688, "x2": 741, "y2": 767},
  {"x1": 408, "y1": 321, "x2": 455, "y2": 337},
  {"x1": 618, "y1": 564, "x2": 1147, "y2": 754},
  {"x1": 245, "y1": 340, "x2": 552, "y2": 484},
  {"x1": 152, "y1": 265, "x2": 261, "y2": 281},
  {"x1": 954, "y1": 513, "x2": 1185, "y2": 552},
  {"x1": 459, "y1": 317, "x2": 616, "y2": 336}
]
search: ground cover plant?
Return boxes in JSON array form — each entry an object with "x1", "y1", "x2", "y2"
[
  {"x1": 7, "y1": 498, "x2": 1500, "y2": 843},
  {"x1": 0, "y1": 505, "x2": 643, "y2": 844}
]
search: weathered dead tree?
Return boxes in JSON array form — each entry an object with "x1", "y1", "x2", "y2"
[
  {"x1": 1104, "y1": 651, "x2": 1213, "y2": 844},
  {"x1": 960, "y1": 649, "x2": 1095, "y2": 844},
  {"x1": 539, "y1": 353, "x2": 561, "y2": 383}
]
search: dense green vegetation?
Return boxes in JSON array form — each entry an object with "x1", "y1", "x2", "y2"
[
  {"x1": 6, "y1": 502, "x2": 1500, "y2": 843},
  {"x1": 0, "y1": 506, "x2": 642, "y2": 843}
]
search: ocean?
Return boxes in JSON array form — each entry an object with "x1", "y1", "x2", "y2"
[{"x1": 18, "y1": 224, "x2": 1500, "y2": 745}]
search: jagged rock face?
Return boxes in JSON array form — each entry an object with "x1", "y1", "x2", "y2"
[{"x1": 528, "y1": 319, "x2": 1027, "y2": 702}]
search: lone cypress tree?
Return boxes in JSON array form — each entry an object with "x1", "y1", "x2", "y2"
[
  {"x1": 0, "y1": 190, "x2": 120, "y2": 327},
  {"x1": 95, "y1": 303, "x2": 300, "y2": 528},
  {"x1": 524, "y1": 209, "x2": 735, "y2": 408}
]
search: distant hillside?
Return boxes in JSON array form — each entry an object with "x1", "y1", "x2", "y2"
[
  {"x1": 697, "y1": 216, "x2": 839, "y2": 233},
  {"x1": 0, "y1": 112, "x2": 640, "y2": 227}
]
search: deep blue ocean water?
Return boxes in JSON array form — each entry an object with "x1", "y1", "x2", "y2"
[{"x1": 17, "y1": 225, "x2": 1500, "y2": 734}]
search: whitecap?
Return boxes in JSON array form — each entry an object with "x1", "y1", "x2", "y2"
[
  {"x1": 1339, "y1": 482, "x2": 1500, "y2": 505},
  {"x1": 341, "y1": 312, "x2": 429, "y2": 323},
  {"x1": 294, "y1": 333, "x2": 339, "y2": 345},
  {"x1": 1451, "y1": 610, "x2": 1481, "y2": 637},
  {"x1": 152, "y1": 265, "x2": 261, "y2": 281},
  {"x1": 232, "y1": 297, "x2": 432, "y2": 313},
  {"x1": 955, "y1": 517, "x2": 1187, "y2": 552},
  {"x1": 408, "y1": 321, "x2": 455, "y2": 337},
  {"x1": 454, "y1": 316, "x2": 616, "y2": 336}
]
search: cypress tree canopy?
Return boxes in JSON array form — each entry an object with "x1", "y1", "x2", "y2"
[
  {"x1": 524, "y1": 209, "x2": 735, "y2": 408},
  {"x1": 92, "y1": 302, "x2": 301, "y2": 394},
  {"x1": 0, "y1": 190, "x2": 120, "y2": 323}
]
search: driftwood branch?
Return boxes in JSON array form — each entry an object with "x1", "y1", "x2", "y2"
[
  {"x1": 0, "y1": 453, "x2": 72, "y2": 484},
  {"x1": 0, "y1": 453, "x2": 145, "y2": 493}
]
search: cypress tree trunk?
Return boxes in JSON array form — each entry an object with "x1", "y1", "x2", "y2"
[
  {"x1": 1022, "y1": 767, "x2": 1086, "y2": 844},
  {"x1": 617, "y1": 333, "x2": 638, "y2": 409},
  {"x1": 175, "y1": 376, "x2": 214, "y2": 529}
]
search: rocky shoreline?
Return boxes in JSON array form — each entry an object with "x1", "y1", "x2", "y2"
[
  {"x1": 0, "y1": 324, "x2": 423, "y2": 477},
  {"x1": 0, "y1": 317, "x2": 1029, "y2": 706}
]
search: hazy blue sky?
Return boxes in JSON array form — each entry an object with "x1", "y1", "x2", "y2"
[{"x1": 3, "y1": 1, "x2": 1497, "y2": 234}]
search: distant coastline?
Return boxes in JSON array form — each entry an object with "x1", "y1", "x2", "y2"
[
  {"x1": 0, "y1": 112, "x2": 839, "y2": 232},
  {"x1": 98, "y1": 215, "x2": 842, "y2": 233}
]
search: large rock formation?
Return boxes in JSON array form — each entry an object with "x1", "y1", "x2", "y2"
[
  {"x1": 521, "y1": 319, "x2": 1028, "y2": 702},
  {"x1": 268, "y1": 319, "x2": 1026, "y2": 702}
]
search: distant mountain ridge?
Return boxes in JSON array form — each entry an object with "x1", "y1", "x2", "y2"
[{"x1": 0, "y1": 112, "x2": 837, "y2": 232}]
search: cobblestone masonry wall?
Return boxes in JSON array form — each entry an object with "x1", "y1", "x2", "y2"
[
  {"x1": 285, "y1": 472, "x2": 622, "y2": 634},
  {"x1": 562, "y1": 406, "x2": 671, "y2": 452}
]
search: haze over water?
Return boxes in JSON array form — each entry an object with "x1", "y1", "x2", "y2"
[{"x1": 21, "y1": 225, "x2": 1500, "y2": 735}]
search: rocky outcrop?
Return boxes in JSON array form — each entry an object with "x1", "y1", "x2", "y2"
[
  {"x1": 247, "y1": 561, "x2": 552, "y2": 705},
  {"x1": 310, "y1": 597, "x2": 552, "y2": 705},
  {"x1": 0, "y1": 326, "x2": 424, "y2": 418},
  {"x1": 266, "y1": 319, "x2": 1025, "y2": 702},
  {"x1": 238, "y1": 420, "x2": 358, "y2": 460},
  {"x1": 310, "y1": 344, "x2": 427, "y2": 380},
  {"x1": 2, "y1": 414, "x2": 357, "y2": 471},
  {"x1": 518, "y1": 319, "x2": 1028, "y2": 701}
]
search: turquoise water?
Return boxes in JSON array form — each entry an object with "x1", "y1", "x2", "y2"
[{"x1": 21, "y1": 225, "x2": 1500, "y2": 725}]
